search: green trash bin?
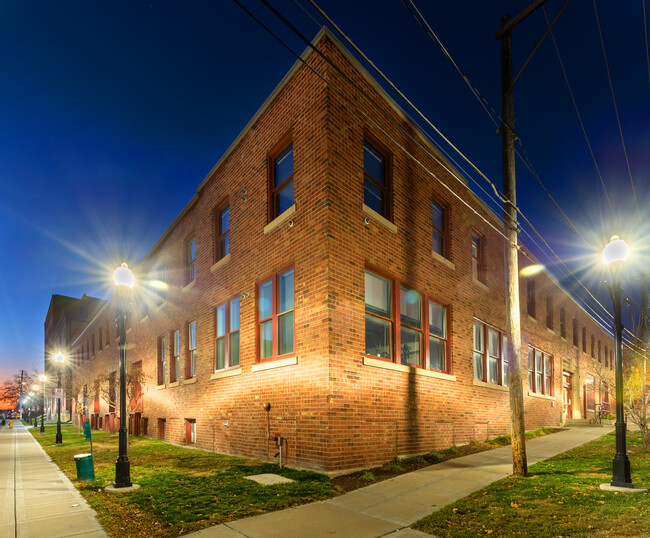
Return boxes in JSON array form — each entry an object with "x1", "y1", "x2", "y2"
[{"x1": 74, "y1": 453, "x2": 95, "y2": 481}]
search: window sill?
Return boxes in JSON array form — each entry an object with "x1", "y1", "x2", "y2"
[
  {"x1": 211, "y1": 368, "x2": 242, "y2": 380},
  {"x1": 472, "y1": 278, "x2": 488, "y2": 291},
  {"x1": 362, "y1": 204, "x2": 397, "y2": 234},
  {"x1": 156, "y1": 384, "x2": 166, "y2": 390},
  {"x1": 252, "y1": 356, "x2": 297, "y2": 372},
  {"x1": 473, "y1": 379, "x2": 509, "y2": 392},
  {"x1": 264, "y1": 204, "x2": 296, "y2": 235},
  {"x1": 528, "y1": 391, "x2": 555, "y2": 401},
  {"x1": 183, "y1": 377, "x2": 197, "y2": 385},
  {"x1": 431, "y1": 250, "x2": 455, "y2": 270},
  {"x1": 546, "y1": 328, "x2": 555, "y2": 335},
  {"x1": 140, "y1": 315, "x2": 149, "y2": 324},
  {"x1": 168, "y1": 381, "x2": 180, "y2": 388},
  {"x1": 363, "y1": 356, "x2": 456, "y2": 381},
  {"x1": 527, "y1": 315, "x2": 537, "y2": 323},
  {"x1": 156, "y1": 301, "x2": 167, "y2": 312},
  {"x1": 210, "y1": 253, "x2": 231, "y2": 274},
  {"x1": 182, "y1": 280, "x2": 196, "y2": 293}
]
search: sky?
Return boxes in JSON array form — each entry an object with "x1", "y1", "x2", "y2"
[{"x1": 0, "y1": 0, "x2": 648, "y2": 381}]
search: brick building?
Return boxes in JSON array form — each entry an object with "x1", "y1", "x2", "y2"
[{"x1": 62, "y1": 29, "x2": 614, "y2": 472}]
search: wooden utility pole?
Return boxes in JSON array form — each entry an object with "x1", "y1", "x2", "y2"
[{"x1": 496, "y1": 0, "x2": 547, "y2": 477}]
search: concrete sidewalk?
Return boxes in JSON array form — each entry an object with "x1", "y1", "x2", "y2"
[
  {"x1": 189, "y1": 426, "x2": 613, "y2": 538},
  {"x1": 0, "y1": 421, "x2": 106, "y2": 538}
]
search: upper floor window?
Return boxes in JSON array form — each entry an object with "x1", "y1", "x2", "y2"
[
  {"x1": 598, "y1": 340, "x2": 602, "y2": 363},
  {"x1": 171, "y1": 329, "x2": 180, "y2": 382},
  {"x1": 187, "y1": 238, "x2": 196, "y2": 284},
  {"x1": 215, "y1": 206, "x2": 230, "y2": 261},
  {"x1": 582, "y1": 327, "x2": 587, "y2": 353},
  {"x1": 526, "y1": 280, "x2": 536, "y2": 318},
  {"x1": 528, "y1": 346, "x2": 553, "y2": 395},
  {"x1": 270, "y1": 144, "x2": 294, "y2": 220},
  {"x1": 604, "y1": 346, "x2": 609, "y2": 368},
  {"x1": 428, "y1": 301, "x2": 448, "y2": 372},
  {"x1": 546, "y1": 296, "x2": 553, "y2": 330},
  {"x1": 590, "y1": 334, "x2": 595, "y2": 358},
  {"x1": 99, "y1": 329, "x2": 103, "y2": 350},
  {"x1": 258, "y1": 268, "x2": 294, "y2": 361},
  {"x1": 432, "y1": 201, "x2": 447, "y2": 257},
  {"x1": 158, "y1": 336, "x2": 166, "y2": 385},
  {"x1": 572, "y1": 317, "x2": 578, "y2": 346},
  {"x1": 187, "y1": 321, "x2": 197, "y2": 378},
  {"x1": 559, "y1": 307, "x2": 566, "y2": 338},
  {"x1": 363, "y1": 140, "x2": 390, "y2": 219},
  {"x1": 471, "y1": 234, "x2": 485, "y2": 283},
  {"x1": 215, "y1": 296, "x2": 240, "y2": 371},
  {"x1": 473, "y1": 321, "x2": 507, "y2": 386}
]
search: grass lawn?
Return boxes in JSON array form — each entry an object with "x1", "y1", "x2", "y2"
[
  {"x1": 412, "y1": 431, "x2": 650, "y2": 537},
  {"x1": 28, "y1": 423, "x2": 335, "y2": 537}
]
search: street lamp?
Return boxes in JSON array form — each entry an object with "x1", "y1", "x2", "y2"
[
  {"x1": 32, "y1": 385, "x2": 39, "y2": 427},
  {"x1": 113, "y1": 263, "x2": 134, "y2": 488},
  {"x1": 54, "y1": 352, "x2": 64, "y2": 445},
  {"x1": 39, "y1": 375, "x2": 46, "y2": 433},
  {"x1": 602, "y1": 235, "x2": 634, "y2": 488}
]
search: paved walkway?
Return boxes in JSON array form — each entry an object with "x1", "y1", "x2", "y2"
[
  {"x1": 0, "y1": 420, "x2": 106, "y2": 538},
  {"x1": 188, "y1": 426, "x2": 613, "y2": 538}
]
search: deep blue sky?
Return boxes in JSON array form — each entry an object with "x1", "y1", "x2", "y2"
[{"x1": 0, "y1": 0, "x2": 648, "y2": 380}]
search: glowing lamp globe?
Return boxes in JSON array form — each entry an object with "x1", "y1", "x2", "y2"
[
  {"x1": 602, "y1": 236, "x2": 629, "y2": 265},
  {"x1": 113, "y1": 263, "x2": 135, "y2": 288},
  {"x1": 54, "y1": 352, "x2": 64, "y2": 363},
  {"x1": 32, "y1": 385, "x2": 39, "y2": 391},
  {"x1": 39, "y1": 374, "x2": 47, "y2": 382}
]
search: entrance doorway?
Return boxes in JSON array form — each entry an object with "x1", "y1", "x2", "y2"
[{"x1": 562, "y1": 372, "x2": 573, "y2": 419}]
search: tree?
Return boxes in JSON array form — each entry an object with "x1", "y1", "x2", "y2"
[
  {"x1": 0, "y1": 371, "x2": 33, "y2": 410},
  {"x1": 94, "y1": 365, "x2": 146, "y2": 421},
  {"x1": 624, "y1": 350, "x2": 650, "y2": 448}
]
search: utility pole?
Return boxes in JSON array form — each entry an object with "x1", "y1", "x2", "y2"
[
  {"x1": 19, "y1": 369, "x2": 24, "y2": 419},
  {"x1": 641, "y1": 274, "x2": 647, "y2": 388},
  {"x1": 496, "y1": 0, "x2": 547, "y2": 477}
]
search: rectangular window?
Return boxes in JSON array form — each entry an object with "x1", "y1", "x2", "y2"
[
  {"x1": 159, "y1": 266, "x2": 168, "y2": 303},
  {"x1": 158, "y1": 418, "x2": 166, "y2": 440},
  {"x1": 187, "y1": 322, "x2": 197, "y2": 378},
  {"x1": 471, "y1": 234, "x2": 485, "y2": 283},
  {"x1": 598, "y1": 340, "x2": 602, "y2": 363},
  {"x1": 546, "y1": 296, "x2": 553, "y2": 330},
  {"x1": 590, "y1": 334, "x2": 595, "y2": 358},
  {"x1": 502, "y1": 336, "x2": 509, "y2": 386},
  {"x1": 215, "y1": 206, "x2": 230, "y2": 262},
  {"x1": 187, "y1": 238, "x2": 196, "y2": 284},
  {"x1": 526, "y1": 280, "x2": 536, "y2": 318},
  {"x1": 604, "y1": 346, "x2": 609, "y2": 368},
  {"x1": 428, "y1": 301, "x2": 447, "y2": 371},
  {"x1": 91, "y1": 335, "x2": 95, "y2": 357},
  {"x1": 171, "y1": 330, "x2": 180, "y2": 382},
  {"x1": 258, "y1": 268, "x2": 294, "y2": 361},
  {"x1": 400, "y1": 287, "x2": 422, "y2": 366},
  {"x1": 99, "y1": 329, "x2": 103, "y2": 350},
  {"x1": 474, "y1": 321, "x2": 506, "y2": 385},
  {"x1": 270, "y1": 144, "x2": 294, "y2": 220},
  {"x1": 528, "y1": 346, "x2": 553, "y2": 395},
  {"x1": 158, "y1": 336, "x2": 166, "y2": 385},
  {"x1": 582, "y1": 327, "x2": 587, "y2": 353},
  {"x1": 559, "y1": 307, "x2": 566, "y2": 338},
  {"x1": 363, "y1": 139, "x2": 390, "y2": 219},
  {"x1": 432, "y1": 201, "x2": 446, "y2": 257},
  {"x1": 185, "y1": 419, "x2": 196, "y2": 444},
  {"x1": 573, "y1": 318, "x2": 578, "y2": 347},
  {"x1": 365, "y1": 271, "x2": 392, "y2": 360},
  {"x1": 215, "y1": 296, "x2": 240, "y2": 371}
]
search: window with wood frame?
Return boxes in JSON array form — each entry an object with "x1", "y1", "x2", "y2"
[
  {"x1": 215, "y1": 296, "x2": 240, "y2": 371},
  {"x1": 573, "y1": 317, "x2": 578, "y2": 347},
  {"x1": 590, "y1": 334, "x2": 595, "y2": 358},
  {"x1": 258, "y1": 268, "x2": 294, "y2": 361},
  {"x1": 99, "y1": 329, "x2": 103, "y2": 350},
  {"x1": 364, "y1": 269, "x2": 450, "y2": 372},
  {"x1": 605, "y1": 346, "x2": 609, "y2": 368},
  {"x1": 560, "y1": 307, "x2": 566, "y2": 338},
  {"x1": 546, "y1": 296, "x2": 553, "y2": 330},
  {"x1": 363, "y1": 139, "x2": 391, "y2": 219},
  {"x1": 171, "y1": 329, "x2": 180, "y2": 382},
  {"x1": 214, "y1": 205, "x2": 230, "y2": 262},
  {"x1": 185, "y1": 419, "x2": 196, "y2": 444},
  {"x1": 598, "y1": 340, "x2": 602, "y2": 363},
  {"x1": 157, "y1": 336, "x2": 166, "y2": 385},
  {"x1": 186, "y1": 238, "x2": 196, "y2": 284},
  {"x1": 473, "y1": 320, "x2": 507, "y2": 385},
  {"x1": 158, "y1": 418, "x2": 166, "y2": 440},
  {"x1": 187, "y1": 322, "x2": 197, "y2": 378},
  {"x1": 526, "y1": 280, "x2": 536, "y2": 318},
  {"x1": 432, "y1": 200, "x2": 447, "y2": 258},
  {"x1": 471, "y1": 234, "x2": 485, "y2": 283},
  {"x1": 527, "y1": 346, "x2": 553, "y2": 395},
  {"x1": 582, "y1": 326, "x2": 587, "y2": 353},
  {"x1": 269, "y1": 143, "x2": 294, "y2": 220}
]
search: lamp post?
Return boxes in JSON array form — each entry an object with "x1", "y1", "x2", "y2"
[
  {"x1": 32, "y1": 386, "x2": 39, "y2": 427},
  {"x1": 39, "y1": 375, "x2": 46, "y2": 433},
  {"x1": 113, "y1": 263, "x2": 134, "y2": 488},
  {"x1": 602, "y1": 235, "x2": 635, "y2": 488},
  {"x1": 54, "y1": 352, "x2": 64, "y2": 445}
]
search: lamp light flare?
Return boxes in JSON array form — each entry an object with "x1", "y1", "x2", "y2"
[
  {"x1": 32, "y1": 385, "x2": 39, "y2": 391},
  {"x1": 40, "y1": 375, "x2": 46, "y2": 382},
  {"x1": 602, "y1": 235, "x2": 629, "y2": 265},
  {"x1": 54, "y1": 352, "x2": 64, "y2": 363},
  {"x1": 113, "y1": 263, "x2": 135, "y2": 288}
]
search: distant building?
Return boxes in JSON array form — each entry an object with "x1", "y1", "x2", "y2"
[{"x1": 59, "y1": 29, "x2": 614, "y2": 472}]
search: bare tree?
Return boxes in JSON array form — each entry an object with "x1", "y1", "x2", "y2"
[
  {"x1": 0, "y1": 371, "x2": 34, "y2": 410},
  {"x1": 624, "y1": 351, "x2": 650, "y2": 448}
]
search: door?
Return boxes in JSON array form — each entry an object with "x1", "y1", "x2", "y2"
[{"x1": 562, "y1": 372, "x2": 573, "y2": 419}]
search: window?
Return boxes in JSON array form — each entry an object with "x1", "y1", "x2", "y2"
[
  {"x1": 582, "y1": 327, "x2": 587, "y2": 353},
  {"x1": 91, "y1": 335, "x2": 95, "y2": 357},
  {"x1": 546, "y1": 296, "x2": 553, "y2": 330},
  {"x1": 590, "y1": 334, "x2": 595, "y2": 358},
  {"x1": 528, "y1": 346, "x2": 553, "y2": 395},
  {"x1": 471, "y1": 234, "x2": 485, "y2": 283},
  {"x1": 99, "y1": 329, "x2": 103, "y2": 350},
  {"x1": 605, "y1": 346, "x2": 609, "y2": 368},
  {"x1": 158, "y1": 418, "x2": 166, "y2": 440},
  {"x1": 171, "y1": 330, "x2": 180, "y2": 382},
  {"x1": 270, "y1": 144, "x2": 294, "y2": 219},
  {"x1": 187, "y1": 322, "x2": 197, "y2": 378},
  {"x1": 215, "y1": 206, "x2": 230, "y2": 262},
  {"x1": 187, "y1": 238, "x2": 196, "y2": 284},
  {"x1": 158, "y1": 336, "x2": 166, "y2": 385},
  {"x1": 215, "y1": 297, "x2": 240, "y2": 370},
  {"x1": 363, "y1": 139, "x2": 390, "y2": 219},
  {"x1": 598, "y1": 340, "x2": 602, "y2": 363},
  {"x1": 473, "y1": 321, "x2": 507, "y2": 385},
  {"x1": 258, "y1": 268, "x2": 294, "y2": 361},
  {"x1": 364, "y1": 270, "x2": 449, "y2": 372},
  {"x1": 573, "y1": 318, "x2": 578, "y2": 347},
  {"x1": 159, "y1": 266, "x2": 168, "y2": 304},
  {"x1": 559, "y1": 307, "x2": 566, "y2": 338},
  {"x1": 526, "y1": 280, "x2": 536, "y2": 318},
  {"x1": 185, "y1": 419, "x2": 196, "y2": 444},
  {"x1": 432, "y1": 201, "x2": 446, "y2": 257}
]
